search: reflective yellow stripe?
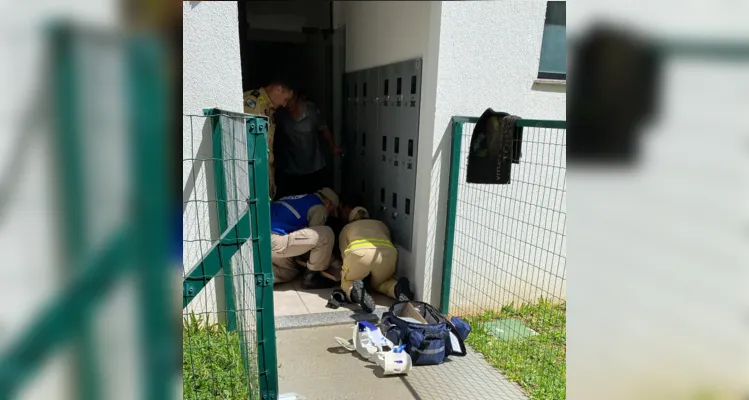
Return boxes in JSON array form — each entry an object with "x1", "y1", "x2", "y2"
[
  {"x1": 349, "y1": 238, "x2": 393, "y2": 248},
  {"x1": 349, "y1": 238, "x2": 391, "y2": 246},
  {"x1": 345, "y1": 238, "x2": 395, "y2": 252}
]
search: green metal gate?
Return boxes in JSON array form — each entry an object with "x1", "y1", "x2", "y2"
[
  {"x1": 440, "y1": 116, "x2": 567, "y2": 400},
  {"x1": 182, "y1": 109, "x2": 278, "y2": 400}
]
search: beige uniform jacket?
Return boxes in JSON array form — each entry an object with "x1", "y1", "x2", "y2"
[
  {"x1": 339, "y1": 219, "x2": 393, "y2": 255},
  {"x1": 244, "y1": 88, "x2": 277, "y2": 195}
]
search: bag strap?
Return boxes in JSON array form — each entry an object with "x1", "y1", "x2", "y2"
[{"x1": 445, "y1": 318, "x2": 467, "y2": 357}]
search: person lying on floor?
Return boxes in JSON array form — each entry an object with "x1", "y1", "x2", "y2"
[
  {"x1": 270, "y1": 187, "x2": 339, "y2": 289},
  {"x1": 337, "y1": 203, "x2": 414, "y2": 313}
]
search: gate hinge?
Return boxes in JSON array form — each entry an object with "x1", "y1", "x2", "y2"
[{"x1": 255, "y1": 273, "x2": 273, "y2": 287}]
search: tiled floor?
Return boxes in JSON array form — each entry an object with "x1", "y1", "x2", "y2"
[{"x1": 274, "y1": 279, "x2": 395, "y2": 317}]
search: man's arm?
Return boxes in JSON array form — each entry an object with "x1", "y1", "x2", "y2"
[
  {"x1": 321, "y1": 125, "x2": 342, "y2": 156},
  {"x1": 313, "y1": 104, "x2": 342, "y2": 156},
  {"x1": 307, "y1": 204, "x2": 328, "y2": 227}
]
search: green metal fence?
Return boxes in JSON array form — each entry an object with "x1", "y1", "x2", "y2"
[
  {"x1": 441, "y1": 116, "x2": 567, "y2": 400},
  {"x1": 0, "y1": 24, "x2": 171, "y2": 399},
  {"x1": 182, "y1": 109, "x2": 278, "y2": 400}
]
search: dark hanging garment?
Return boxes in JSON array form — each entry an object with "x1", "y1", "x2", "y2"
[
  {"x1": 466, "y1": 108, "x2": 522, "y2": 184},
  {"x1": 512, "y1": 124, "x2": 524, "y2": 164},
  {"x1": 567, "y1": 25, "x2": 661, "y2": 164}
]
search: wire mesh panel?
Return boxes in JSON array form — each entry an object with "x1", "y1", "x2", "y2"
[
  {"x1": 442, "y1": 118, "x2": 566, "y2": 400},
  {"x1": 182, "y1": 111, "x2": 263, "y2": 399}
]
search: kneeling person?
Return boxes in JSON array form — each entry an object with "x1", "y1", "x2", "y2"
[
  {"x1": 271, "y1": 187, "x2": 339, "y2": 289},
  {"x1": 338, "y1": 204, "x2": 414, "y2": 313}
]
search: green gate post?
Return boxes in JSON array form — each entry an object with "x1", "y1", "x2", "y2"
[
  {"x1": 208, "y1": 111, "x2": 238, "y2": 331},
  {"x1": 129, "y1": 35, "x2": 172, "y2": 399},
  {"x1": 50, "y1": 24, "x2": 100, "y2": 400},
  {"x1": 440, "y1": 117, "x2": 465, "y2": 314},
  {"x1": 247, "y1": 117, "x2": 279, "y2": 400}
]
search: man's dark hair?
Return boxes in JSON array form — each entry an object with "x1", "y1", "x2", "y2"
[{"x1": 267, "y1": 80, "x2": 291, "y2": 91}]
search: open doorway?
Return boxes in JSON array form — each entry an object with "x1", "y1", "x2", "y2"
[{"x1": 237, "y1": 1, "x2": 394, "y2": 323}]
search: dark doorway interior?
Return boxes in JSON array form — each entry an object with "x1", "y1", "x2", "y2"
[{"x1": 237, "y1": 0, "x2": 336, "y2": 193}]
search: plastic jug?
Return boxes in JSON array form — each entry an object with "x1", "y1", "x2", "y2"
[{"x1": 375, "y1": 345, "x2": 412, "y2": 376}]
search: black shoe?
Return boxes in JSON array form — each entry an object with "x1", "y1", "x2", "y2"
[
  {"x1": 394, "y1": 277, "x2": 414, "y2": 302},
  {"x1": 300, "y1": 270, "x2": 335, "y2": 290},
  {"x1": 350, "y1": 280, "x2": 375, "y2": 314}
]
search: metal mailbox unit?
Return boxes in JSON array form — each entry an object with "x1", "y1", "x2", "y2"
[{"x1": 342, "y1": 58, "x2": 422, "y2": 251}]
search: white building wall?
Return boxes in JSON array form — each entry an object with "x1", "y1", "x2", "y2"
[
  {"x1": 182, "y1": 1, "x2": 244, "y2": 322},
  {"x1": 334, "y1": 1, "x2": 442, "y2": 297},
  {"x1": 567, "y1": 2, "x2": 749, "y2": 398},
  {"x1": 422, "y1": 0, "x2": 567, "y2": 309},
  {"x1": 336, "y1": 1, "x2": 435, "y2": 72}
]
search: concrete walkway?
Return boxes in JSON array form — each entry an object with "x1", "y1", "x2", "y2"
[{"x1": 277, "y1": 324, "x2": 528, "y2": 400}]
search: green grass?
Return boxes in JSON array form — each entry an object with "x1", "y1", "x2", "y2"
[
  {"x1": 182, "y1": 313, "x2": 257, "y2": 400},
  {"x1": 463, "y1": 299, "x2": 566, "y2": 400}
]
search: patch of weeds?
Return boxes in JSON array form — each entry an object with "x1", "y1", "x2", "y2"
[
  {"x1": 464, "y1": 298, "x2": 566, "y2": 400},
  {"x1": 182, "y1": 313, "x2": 257, "y2": 400}
]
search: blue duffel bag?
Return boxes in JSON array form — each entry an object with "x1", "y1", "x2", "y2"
[{"x1": 380, "y1": 301, "x2": 470, "y2": 366}]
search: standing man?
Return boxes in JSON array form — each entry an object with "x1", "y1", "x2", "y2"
[
  {"x1": 274, "y1": 92, "x2": 342, "y2": 199},
  {"x1": 243, "y1": 81, "x2": 293, "y2": 198},
  {"x1": 270, "y1": 187, "x2": 340, "y2": 289}
]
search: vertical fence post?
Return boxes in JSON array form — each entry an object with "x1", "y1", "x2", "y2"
[
  {"x1": 49, "y1": 24, "x2": 100, "y2": 400},
  {"x1": 209, "y1": 111, "x2": 238, "y2": 331},
  {"x1": 129, "y1": 34, "x2": 172, "y2": 400},
  {"x1": 247, "y1": 116, "x2": 279, "y2": 400},
  {"x1": 440, "y1": 118, "x2": 463, "y2": 315}
]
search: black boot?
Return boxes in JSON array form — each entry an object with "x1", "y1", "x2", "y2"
[
  {"x1": 394, "y1": 277, "x2": 414, "y2": 302},
  {"x1": 300, "y1": 270, "x2": 335, "y2": 290},
  {"x1": 349, "y1": 280, "x2": 375, "y2": 314}
]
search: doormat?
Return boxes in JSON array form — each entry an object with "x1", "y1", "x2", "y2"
[{"x1": 483, "y1": 319, "x2": 537, "y2": 341}]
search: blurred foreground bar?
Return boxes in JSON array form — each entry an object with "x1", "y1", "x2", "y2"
[
  {"x1": 0, "y1": 20, "x2": 172, "y2": 400},
  {"x1": 567, "y1": 15, "x2": 749, "y2": 400}
]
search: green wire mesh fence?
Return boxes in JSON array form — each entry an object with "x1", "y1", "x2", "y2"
[
  {"x1": 182, "y1": 110, "x2": 278, "y2": 400},
  {"x1": 441, "y1": 117, "x2": 567, "y2": 400}
]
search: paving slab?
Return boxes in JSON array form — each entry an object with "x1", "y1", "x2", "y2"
[
  {"x1": 274, "y1": 282, "x2": 308, "y2": 317},
  {"x1": 277, "y1": 324, "x2": 528, "y2": 400},
  {"x1": 273, "y1": 279, "x2": 395, "y2": 324}
]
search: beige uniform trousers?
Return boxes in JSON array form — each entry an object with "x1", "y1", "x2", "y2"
[
  {"x1": 342, "y1": 245, "x2": 398, "y2": 300},
  {"x1": 271, "y1": 225, "x2": 334, "y2": 284}
]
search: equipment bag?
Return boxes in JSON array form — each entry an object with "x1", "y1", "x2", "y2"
[{"x1": 380, "y1": 301, "x2": 470, "y2": 366}]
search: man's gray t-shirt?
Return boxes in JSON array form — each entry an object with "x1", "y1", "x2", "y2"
[{"x1": 275, "y1": 101, "x2": 327, "y2": 175}]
